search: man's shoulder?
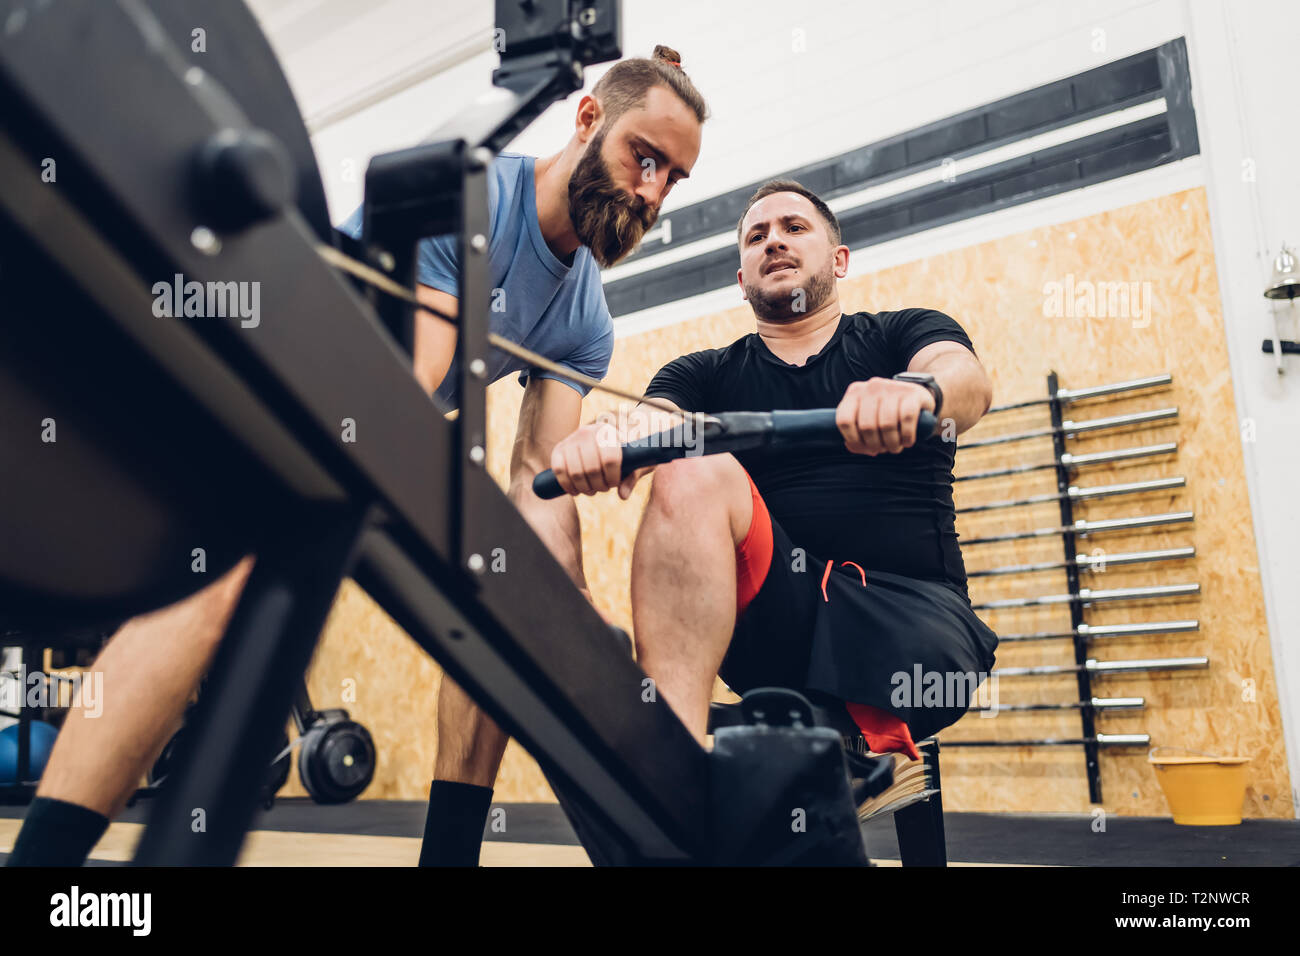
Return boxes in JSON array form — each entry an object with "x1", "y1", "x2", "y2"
[
  {"x1": 672, "y1": 332, "x2": 753, "y2": 368},
  {"x1": 485, "y1": 152, "x2": 533, "y2": 218},
  {"x1": 493, "y1": 152, "x2": 533, "y2": 179},
  {"x1": 848, "y1": 307, "x2": 957, "y2": 325},
  {"x1": 840, "y1": 308, "x2": 960, "y2": 344},
  {"x1": 847, "y1": 312, "x2": 961, "y2": 335},
  {"x1": 646, "y1": 342, "x2": 727, "y2": 391},
  {"x1": 337, "y1": 153, "x2": 534, "y2": 239}
]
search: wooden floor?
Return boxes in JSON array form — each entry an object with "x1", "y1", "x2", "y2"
[
  {"x1": 0, "y1": 816, "x2": 1037, "y2": 866},
  {"x1": 0, "y1": 818, "x2": 589, "y2": 866},
  {"x1": 6, "y1": 800, "x2": 1298, "y2": 865}
]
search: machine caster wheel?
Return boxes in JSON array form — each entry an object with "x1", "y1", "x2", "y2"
[{"x1": 297, "y1": 713, "x2": 375, "y2": 804}]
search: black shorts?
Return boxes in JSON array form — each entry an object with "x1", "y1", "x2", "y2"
[{"x1": 723, "y1": 487, "x2": 999, "y2": 741}]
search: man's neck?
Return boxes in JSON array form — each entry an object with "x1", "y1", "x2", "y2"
[
  {"x1": 755, "y1": 301, "x2": 844, "y2": 366},
  {"x1": 533, "y1": 152, "x2": 582, "y2": 262}
]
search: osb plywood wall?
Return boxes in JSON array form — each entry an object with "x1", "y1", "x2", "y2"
[{"x1": 298, "y1": 186, "x2": 1291, "y2": 818}]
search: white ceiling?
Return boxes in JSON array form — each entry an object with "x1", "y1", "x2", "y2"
[{"x1": 246, "y1": 0, "x2": 493, "y2": 132}]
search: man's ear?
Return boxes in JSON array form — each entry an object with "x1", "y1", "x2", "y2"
[
  {"x1": 834, "y1": 245, "x2": 850, "y2": 278},
  {"x1": 736, "y1": 267, "x2": 748, "y2": 301},
  {"x1": 575, "y1": 94, "x2": 602, "y2": 142}
]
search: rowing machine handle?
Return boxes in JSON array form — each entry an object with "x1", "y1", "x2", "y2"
[
  {"x1": 769, "y1": 408, "x2": 937, "y2": 443},
  {"x1": 531, "y1": 438, "x2": 682, "y2": 500},
  {"x1": 531, "y1": 408, "x2": 937, "y2": 500}
]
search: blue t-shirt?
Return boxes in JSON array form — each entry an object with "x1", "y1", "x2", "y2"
[{"x1": 339, "y1": 153, "x2": 614, "y2": 410}]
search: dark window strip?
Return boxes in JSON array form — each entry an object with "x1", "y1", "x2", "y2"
[
  {"x1": 620, "y1": 38, "x2": 1189, "y2": 266},
  {"x1": 606, "y1": 115, "x2": 1181, "y2": 319}
]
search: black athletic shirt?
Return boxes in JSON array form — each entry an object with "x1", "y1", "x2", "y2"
[{"x1": 644, "y1": 310, "x2": 977, "y2": 595}]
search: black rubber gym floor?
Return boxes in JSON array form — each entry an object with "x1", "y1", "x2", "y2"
[{"x1": 4, "y1": 800, "x2": 1299, "y2": 865}]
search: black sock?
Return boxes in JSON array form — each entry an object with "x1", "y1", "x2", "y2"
[
  {"x1": 418, "y1": 780, "x2": 493, "y2": 867},
  {"x1": 6, "y1": 796, "x2": 110, "y2": 867}
]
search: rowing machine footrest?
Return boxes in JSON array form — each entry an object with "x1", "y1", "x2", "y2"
[
  {"x1": 844, "y1": 748, "x2": 896, "y2": 804},
  {"x1": 708, "y1": 687, "x2": 869, "y2": 866},
  {"x1": 709, "y1": 692, "x2": 851, "y2": 734}
]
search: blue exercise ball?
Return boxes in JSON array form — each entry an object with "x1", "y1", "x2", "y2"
[{"x1": 0, "y1": 720, "x2": 58, "y2": 783}]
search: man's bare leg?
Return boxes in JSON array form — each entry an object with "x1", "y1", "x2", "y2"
[
  {"x1": 631, "y1": 454, "x2": 754, "y2": 743},
  {"x1": 34, "y1": 557, "x2": 255, "y2": 819},
  {"x1": 5, "y1": 557, "x2": 255, "y2": 866},
  {"x1": 433, "y1": 677, "x2": 508, "y2": 786},
  {"x1": 417, "y1": 678, "x2": 509, "y2": 866}
]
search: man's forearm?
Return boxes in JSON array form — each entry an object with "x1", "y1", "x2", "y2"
[{"x1": 924, "y1": 354, "x2": 992, "y2": 435}]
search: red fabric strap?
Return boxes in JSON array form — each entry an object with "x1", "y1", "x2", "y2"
[{"x1": 845, "y1": 701, "x2": 921, "y2": 761}]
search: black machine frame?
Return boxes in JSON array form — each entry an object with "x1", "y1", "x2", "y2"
[{"x1": 0, "y1": 0, "x2": 709, "y2": 865}]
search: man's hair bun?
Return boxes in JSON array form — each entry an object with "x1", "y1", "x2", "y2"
[
  {"x1": 590, "y1": 43, "x2": 707, "y2": 125},
  {"x1": 652, "y1": 44, "x2": 683, "y2": 68}
]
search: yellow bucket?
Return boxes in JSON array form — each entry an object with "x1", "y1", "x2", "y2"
[{"x1": 1149, "y1": 748, "x2": 1250, "y2": 826}]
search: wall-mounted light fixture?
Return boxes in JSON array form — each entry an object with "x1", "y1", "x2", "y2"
[{"x1": 1262, "y1": 244, "x2": 1299, "y2": 374}]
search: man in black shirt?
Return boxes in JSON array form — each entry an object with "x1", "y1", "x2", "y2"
[{"x1": 549, "y1": 179, "x2": 998, "y2": 753}]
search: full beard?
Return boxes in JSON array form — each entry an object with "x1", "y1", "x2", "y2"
[
  {"x1": 743, "y1": 261, "x2": 836, "y2": 321},
  {"x1": 568, "y1": 132, "x2": 659, "y2": 267}
]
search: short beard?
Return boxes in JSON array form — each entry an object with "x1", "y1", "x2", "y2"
[
  {"x1": 743, "y1": 261, "x2": 835, "y2": 322},
  {"x1": 568, "y1": 129, "x2": 659, "y2": 267}
]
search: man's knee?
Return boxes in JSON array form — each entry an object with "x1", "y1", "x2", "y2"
[
  {"x1": 647, "y1": 454, "x2": 748, "y2": 521},
  {"x1": 124, "y1": 554, "x2": 254, "y2": 657}
]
